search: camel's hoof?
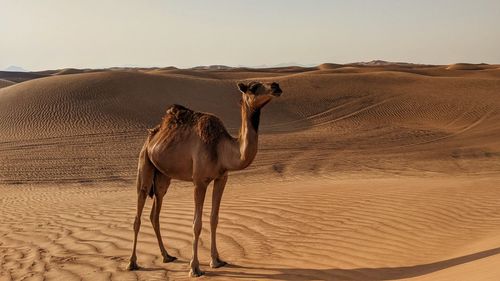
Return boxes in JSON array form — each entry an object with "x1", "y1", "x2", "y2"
[
  {"x1": 126, "y1": 261, "x2": 140, "y2": 271},
  {"x1": 189, "y1": 267, "x2": 205, "y2": 277},
  {"x1": 163, "y1": 255, "x2": 177, "y2": 263},
  {"x1": 210, "y1": 258, "x2": 228, "y2": 268}
]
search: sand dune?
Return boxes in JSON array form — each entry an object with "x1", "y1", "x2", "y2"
[
  {"x1": 317, "y1": 63, "x2": 343, "y2": 70},
  {"x1": 52, "y1": 68, "x2": 106, "y2": 76},
  {"x1": 1, "y1": 65, "x2": 499, "y2": 280},
  {"x1": 446, "y1": 63, "x2": 488, "y2": 71}
]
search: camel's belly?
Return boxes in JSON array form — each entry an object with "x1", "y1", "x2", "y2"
[
  {"x1": 147, "y1": 131, "x2": 224, "y2": 182},
  {"x1": 147, "y1": 141, "x2": 194, "y2": 181},
  {"x1": 152, "y1": 154, "x2": 194, "y2": 181}
]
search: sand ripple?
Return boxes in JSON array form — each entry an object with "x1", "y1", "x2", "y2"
[{"x1": 1, "y1": 177, "x2": 500, "y2": 280}]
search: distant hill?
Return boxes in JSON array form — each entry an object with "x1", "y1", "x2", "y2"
[
  {"x1": 4, "y1": 65, "x2": 27, "y2": 72},
  {"x1": 190, "y1": 65, "x2": 233, "y2": 70},
  {"x1": 350, "y1": 60, "x2": 428, "y2": 67}
]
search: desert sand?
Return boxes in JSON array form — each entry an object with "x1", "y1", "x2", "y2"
[{"x1": 0, "y1": 63, "x2": 499, "y2": 280}]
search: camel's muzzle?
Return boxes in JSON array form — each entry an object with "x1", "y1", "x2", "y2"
[{"x1": 271, "y1": 82, "x2": 282, "y2": 96}]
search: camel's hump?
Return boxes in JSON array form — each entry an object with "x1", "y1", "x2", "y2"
[
  {"x1": 161, "y1": 104, "x2": 230, "y2": 144},
  {"x1": 147, "y1": 124, "x2": 160, "y2": 135},
  {"x1": 166, "y1": 104, "x2": 191, "y2": 114},
  {"x1": 163, "y1": 104, "x2": 198, "y2": 125}
]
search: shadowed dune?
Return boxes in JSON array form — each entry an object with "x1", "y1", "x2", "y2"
[
  {"x1": 0, "y1": 79, "x2": 15, "y2": 89},
  {"x1": 0, "y1": 71, "x2": 48, "y2": 83},
  {"x1": 0, "y1": 65, "x2": 500, "y2": 280}
]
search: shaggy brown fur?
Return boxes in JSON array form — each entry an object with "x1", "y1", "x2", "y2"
[
  {"x1": 158, "y1": 104, "x2": 230, "y2": 144},
  {"x1": 151, "y1": 104, "x2": 231, "y2": 161}
]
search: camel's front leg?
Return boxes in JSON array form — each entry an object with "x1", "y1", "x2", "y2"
[
  {"x1": 189, "y1": 181, "x2": 208, "y2": 277},
  {"x1": 210, "y1": 175, "x2": 228, "y2": 268}
]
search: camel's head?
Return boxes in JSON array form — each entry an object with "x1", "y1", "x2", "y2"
[{"x1": 237, "y1": 81, "x2": 282, "y2": 109}]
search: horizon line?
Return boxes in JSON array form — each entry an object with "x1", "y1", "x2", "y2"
[{"x1": 3, "y1": 60, "x2": 498, "y2": 72}]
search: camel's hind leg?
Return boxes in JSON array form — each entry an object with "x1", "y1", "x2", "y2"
[
  {"x1": 150, "y1": 173, "x2": 177, "y2": 263},
  {"x1": 127, "y1": 147, "x2": 155, "y2": 271}
]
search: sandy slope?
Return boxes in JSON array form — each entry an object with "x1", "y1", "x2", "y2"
[{"x1": 0, "y1": 64, "x2": 500, "y2": 280}]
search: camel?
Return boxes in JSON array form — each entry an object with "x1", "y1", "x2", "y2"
[{"x1": 127, "y1": 81, "x2": 283, "y2": 277}]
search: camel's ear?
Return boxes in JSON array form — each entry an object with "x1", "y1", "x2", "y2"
[{"x1": 237, "y1": 82, "x2": 248, "y2": 93}]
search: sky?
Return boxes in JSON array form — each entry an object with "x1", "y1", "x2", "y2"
[{"x1": 1, "y1": 0, "x2": 500, "y2": 70}]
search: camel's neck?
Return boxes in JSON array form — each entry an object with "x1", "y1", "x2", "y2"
[{"x1": 223, "y1": 103, "x2": 260, "y2": 171}]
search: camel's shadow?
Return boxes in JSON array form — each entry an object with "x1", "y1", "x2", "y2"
[{"x1": 207, "y1": 247, "x2": 500, "y2": 280}]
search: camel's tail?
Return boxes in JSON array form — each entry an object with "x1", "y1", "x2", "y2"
[
  {"x1": 149, "y1": 171, "x2": 157, "y2": 198},
  {"x1": 136, "y1": 128, "x2": 160, "y2": 199}
]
